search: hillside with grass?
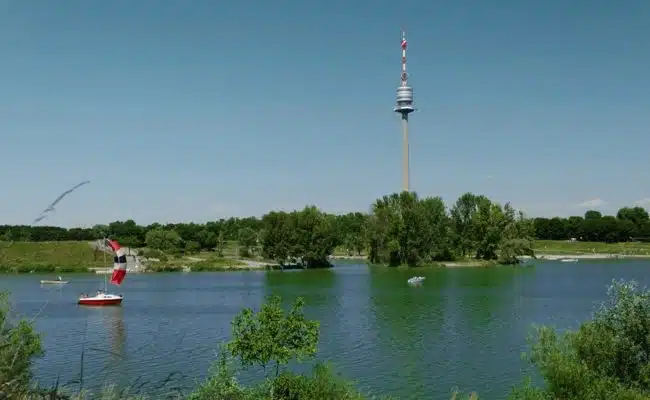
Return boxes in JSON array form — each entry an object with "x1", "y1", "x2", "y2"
[
  {"x1": 0, "y1": 240, "x2": 257, "y2": 273},
  {"x1": 0, "y1": 241, "x2": 105, "y2": 273}
]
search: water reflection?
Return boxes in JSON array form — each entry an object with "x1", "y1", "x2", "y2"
[
  {"x1": 451, "y1": 267, "x2": 532, "y2": 327},
  {"x1": 367, "y1": 267, "x2": 450, "y2": 397},
  {"x1": 78, "y1": 307, "x2": 127, "y2": 388}
]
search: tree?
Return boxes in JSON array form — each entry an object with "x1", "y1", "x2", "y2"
[
  {"x1": 366, "y1": 192, "x2": 454, "y2": 266},
  {"x1": 196, "y1": 229, "x2": 217, "y2": 251},
  {"x1": 191, "y1": 298, "x2": 382, "y2": 400},
  {"x1": 260, "y1": 207, "x2": 337, "y2": 268},
  {"x1": 289, "y1": 206, "x2": 338, "y2": 268},
  {"x1": 617, "y1": 206, "x2": 649, "y2": 226},
  {"x1": 585, "y1": 210, "x2": 602, "y2": 220},
  {"x1": 144, "y1": 228, "x2": 183, "y2": 254},
  {"x1": 450, "y1": 192, "x2": 484, "y2": 257},
  {"x1": 237, "y1": 227, "x2": 258, "y2": 258},
  {"x1": 260, "y1": 211, "x2": 291, "y2": 264},
  {"x1": 498, "y1": 206, "x2": 535, "y2": 264},
  {"x1": 184, "y1": 240, "x2": 201, "y2": 255},
  {"x1": 365, "y1": 191, "x2": 533, "y2": 266},
  {"x1": 214, "y1": 232, "x2": 226, "y2": 257},
  {"x1": 336, "y1": 212, "x2": 367, "y2": 256},
  {"x1": 0, "y1": 231, "x2": 11, "y2": 242},
  {"x1": 228, "y1": 295, "x2": 319, "y2": 377},
  {"x1": 511, "y1": 279, "x2": 650, "y2": 399}
]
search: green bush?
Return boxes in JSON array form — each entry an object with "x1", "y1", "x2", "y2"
[
  {"x1": 0, "y1": 291, "x2": 44, "y2": 398},
  {"x1": 272, "y1": 363, "x2": 368, "y2": 400},
  {"x1": 510, "y1": 279, "x2": 650, "y2": 399}
]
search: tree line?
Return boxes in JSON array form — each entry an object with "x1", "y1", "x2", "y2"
[
  {"x1": 2, "y1": 192, "x2": 649, "y2": 266},
  {"x1": 0, "y1": 191, "x2": 538, "y2": 267},
  {"x1": 533, "y1": 206, "x2": 650, "y2": 242}
]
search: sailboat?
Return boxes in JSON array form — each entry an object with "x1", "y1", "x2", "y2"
[{"x1": 78, "y1": 238, "x2": 127, "y2": 306}]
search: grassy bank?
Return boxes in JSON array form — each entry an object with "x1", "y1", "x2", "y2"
[
  {"x1": 0, "y1": 239, "x2": 541, "y2": 275},
  {"x1": 147, "y1": 254, "x2": 255, "y2": 272},
  {"x1": 0, "y1": 241, "x2": 260, "y2": 274},
  {"x1": 0, "y1": 241, "x2": 104, "y2": 273},
  {"x1": 535, "y1": 239, "x2": 650, "y2": 256}
]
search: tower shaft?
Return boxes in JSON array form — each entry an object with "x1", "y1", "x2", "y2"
[
  {"x1": 402, "y1": 115, "x2": 410, "y2": 192},
  {"x1": 394, "y1": 29, "x2": 414, "y2": 193}
]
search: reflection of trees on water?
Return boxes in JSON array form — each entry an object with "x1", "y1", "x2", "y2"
[
  {"x1": 263, "y1": 266, "x2": 380, "y2": 383},
  {"x1": 442, "y1": 267, "x2": 535, "y2": 398},
  {"x1": 367, "y1": 268, "x2": 450, "y2": 396},
  {"x1": 366, "y1": 266, "x2": 535, "y2": 397},
  {"x1": 264, "y1": 269, "x2": 337, "y2": 308},
  {"x1": 451, "y1": 267, "x2": 532, "y2": 327}
]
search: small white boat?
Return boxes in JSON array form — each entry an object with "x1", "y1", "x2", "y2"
[
  {"x1": 560, "y1": 258, "x2": 579, "y2": 263},
  {"x1": 40, "y1": 276, "x2": 68, "y2": 284},
  {"x1": 407, "y1": 276, "x2": 426, "y2": 285}
]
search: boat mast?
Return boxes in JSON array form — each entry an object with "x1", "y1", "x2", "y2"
[{"x1": 103, "y1": 237, "x2": 107, "y2": 290}]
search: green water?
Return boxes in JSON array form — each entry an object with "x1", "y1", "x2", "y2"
[{"x1": 2, "y1": 259, "x2": 649, "y2": 399}]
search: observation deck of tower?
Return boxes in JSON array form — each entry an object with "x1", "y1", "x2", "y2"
[{"x1": 394, "y1": 30, "x2": 415, "y2": 193}]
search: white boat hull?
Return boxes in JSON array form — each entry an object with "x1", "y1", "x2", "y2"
[
  {"x1": 407, "y1": 276, "x2": 426, "y2": 285},
  {"x1": 78, "y1": 293, "x2": 123, "y2": 306}
]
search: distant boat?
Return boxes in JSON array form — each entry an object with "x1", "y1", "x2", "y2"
[
  {"x1": 41, "y1": 276, "x2": 68, "y2": 284},
  {"x1": 560, "y1": 258, "x2": 579, "y2": 263},
  {"x1": 407, "y1": 276, "x2": 426, "y2": 285},
  {"x1": 78, "y1": 238, "x2": 127, "y2": 307}
]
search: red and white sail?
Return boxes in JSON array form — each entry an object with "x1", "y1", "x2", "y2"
[{"x1": 105, "y1": 238, "x2": 127, "y2": 286}]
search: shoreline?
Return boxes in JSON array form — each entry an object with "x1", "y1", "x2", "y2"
[{"x1": 3, "y1": 252, "x2": 649, "y2": 275}]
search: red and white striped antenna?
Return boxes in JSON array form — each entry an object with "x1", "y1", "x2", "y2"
[{"x1": 400, "y1": 29, "x2": 408, "y2": 87}]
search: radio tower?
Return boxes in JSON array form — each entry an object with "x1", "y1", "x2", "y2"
[{"x1": 394, "y1": 29, "x2": 415, "y2": 192}]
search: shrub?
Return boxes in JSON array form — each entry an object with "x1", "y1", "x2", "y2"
[
  {"x1": 510, "y1": 279, "x2": 650, "y2": 399},
  {"x1": 0, "y1": 291, "x2": 44, "y2": 398}
]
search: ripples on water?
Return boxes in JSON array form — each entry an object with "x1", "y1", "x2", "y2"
[{"x1": 2, "y1": 260, "x2": 650, "y2": 399}]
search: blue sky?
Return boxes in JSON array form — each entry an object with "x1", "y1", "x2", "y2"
[{"x1": 1, "y1": 0, "x2": 649, "y2": 227}]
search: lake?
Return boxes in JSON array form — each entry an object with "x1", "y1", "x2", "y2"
[{"x1": 2, "y1": 260, "x2": 649, "y2": 399}]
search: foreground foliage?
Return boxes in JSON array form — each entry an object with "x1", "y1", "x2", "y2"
[
  {"x1": 509, "y1": 279, "x2": 650, "y2": 400},
  {"x1": 0, "y1": 291, "x2": 43, "y2": 397}
]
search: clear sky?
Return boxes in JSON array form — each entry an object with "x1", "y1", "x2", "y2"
[{"x1": 1, "y1": 0, "x2": 649, "y2": 227}]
